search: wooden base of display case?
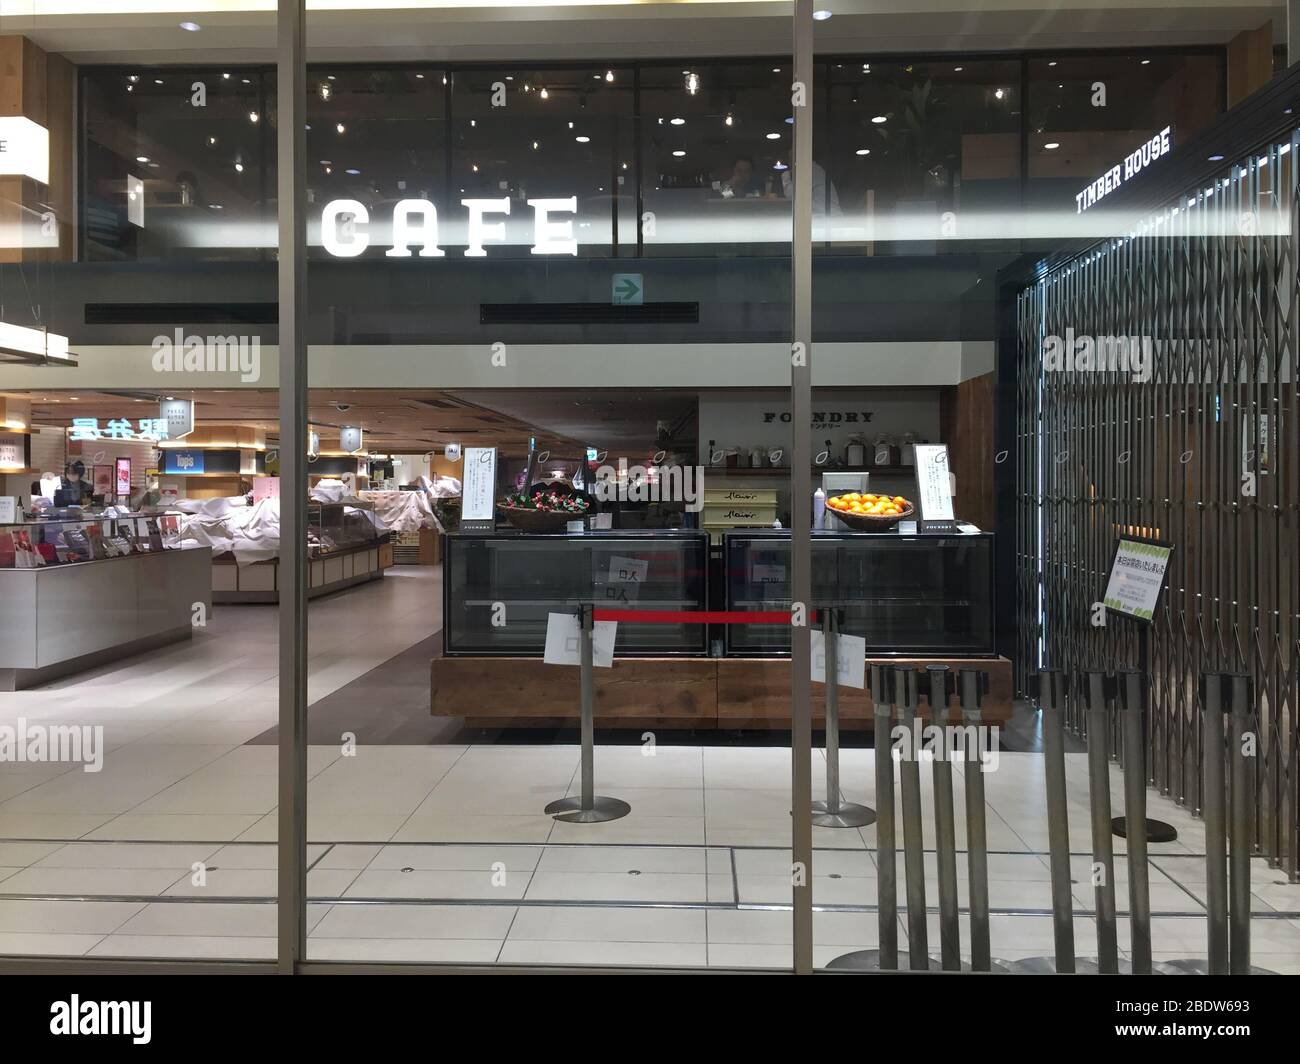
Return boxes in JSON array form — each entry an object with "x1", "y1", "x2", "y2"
[
  {"x1": 431, "y1": 651, "x2": 1012, "y2": 728},
  {"x1": 212, "y1": 541, "x2": 390, "y2": 603}
]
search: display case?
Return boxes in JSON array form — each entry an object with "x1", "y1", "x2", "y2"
[
  {"x1": 0, "y1": 516, "x2": 212, "y2": 690},
  {"x1": 0, "y1": 512, "x2": 184, "y2": 567},
  {"x1": 723, "y1": 530, "x2": 995, "y2": 656},
  {"x1": 443, "y1": 530, "x2": 709, "y2": 656},
  {"x1": 308, "y1": 500, "x2": 383, "y2": 559}
]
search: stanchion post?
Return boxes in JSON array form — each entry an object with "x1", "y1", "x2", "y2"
[
  {"x1": 1040, "y1": 669, "x2": 1076, "y2": 973},
  {"x1": 1118, "y1": 668, "x2": 1153, "y2": 974},
  {"x1": 925, "y1": 665, "x2": 961, "y2": 971},
  {"x1": 895, "y1": 665, "x2": 929, "y2": 970},
  {"x1": 1228, "y1": 673, "x2": 1254, "y2": 974},
  {"x1": 1084, "y1": 670, "x2": 1120, "y2": 973},
  {"x1": 1201, "y1": 672, "x2": 1229, "y2": 974},
  {"x1": 873, "y1": 664, "x2": 898, "y2": 969},
  {"x1": 958, "y1": 667, "x2": 991, "y2": 972},
  {"x1": 542, "y1": 605, "x2": 631, "y2": 824},
  {"x1": 812, "y1": 608, "x2": 874, "y2": 829}
]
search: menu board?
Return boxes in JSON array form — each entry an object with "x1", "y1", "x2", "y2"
[
  {"x1": 460, "y1": 446, "x2": 497, "y2": 528},
  {"x1": 913, "y1": 443, "x2": 955, "y2": 527},
  {"x1": 1102, "y1": 537, "x2": 1173, "y2": 621}
]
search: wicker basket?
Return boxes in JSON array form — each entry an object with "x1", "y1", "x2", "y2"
[
  {"x1": 827, "y1": 497, "x2": 915, "y2": 532},
  {"x1": 501, "y1": 505, "x2": 586, "y2": 532}
]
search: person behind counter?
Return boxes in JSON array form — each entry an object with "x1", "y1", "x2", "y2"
[{"x1": 53, "y1": 460, "x2": 94, "y2": 507}]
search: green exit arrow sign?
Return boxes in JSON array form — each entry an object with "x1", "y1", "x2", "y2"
[{"x1": 612, "y1": 273, "x2": 643, "y2": 306}]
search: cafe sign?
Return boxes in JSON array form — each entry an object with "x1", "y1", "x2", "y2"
[{"x1": 1075, "y1": 126, "x2": 1172, "y2": 213}]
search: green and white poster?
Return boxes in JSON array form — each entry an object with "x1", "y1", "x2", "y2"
[{"x1": 1103, "y1": 538, "x2": 1173, "y2": 620}]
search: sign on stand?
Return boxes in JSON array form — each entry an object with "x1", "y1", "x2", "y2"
[
  {"x1": 459, "y1": 446, "x2": 497, "y2": 531},
  {"x1": 1102, "y1": 537, "x2": 1173, "y2": 621},
  {"x1": 811, "y1": 629, "x2": 866, "y2": 689},
  {"x1": 913, "y1": 443, "x2": 956, "y2": 532},
  {"x1": 543, "y1": 612, "x2": 617, "y2": 668}
]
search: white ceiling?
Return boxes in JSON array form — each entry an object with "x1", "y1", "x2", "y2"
[{"x1": 7, "y1": 1, "x2": 1283, "y2": 64}]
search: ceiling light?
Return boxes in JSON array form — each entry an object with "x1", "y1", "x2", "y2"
[
  {"x1": 813, "y1": 9, "x2": 832, "y2": 20},
  {"x1": 345, "y1": 168, "x2": 361, "y2": 175},
  {"x1": 179, "y1": 21, "x2": 200, "y2": 32},
  {"x1": 1208, "y1": 154, "x2": 1224, "y2": 161},
  {"x1": 670, "y1": 117, "x2": 685, "y2": 125},
  {"x1": 136, "y1": 155, "x2": 149, "y2": 163},
  {"x1": 773, "y1": 160, "x2": 788, "y2": 171},
  {"x1": 605, "y1": 70, "x2": 615, "y2": 83},
  {"x1": 1044, "y1": 142, "x2": 1060, "y2": 150},
  {"x1": 953, "y1": 66, "x2": 963, "y2": 72},
  {"x1": 1140, "y1": 59, "x2": 1150, "y2": 65},
  {"x1": 540, "y1": 87, "x2": 549, "y2": 99},
  {"x1": 575, "y1": 135, "x2": 590, "y2": 143},
  {"x1": 765, "y1": 132, "x2": 781, "y2": 140},
  {"x1": 0, "y1": 321, "x2": 74, "y2": 366},
  {"x1": 686, "y1": 72, "x2": 700, "y2": 95},
  {"x1": 994, "y1": 88, "x2": 1005, "y2": 99},
  {"x1": 248, "y1": 111, "x2": 259, "y2": 123},
  {"x1": 871, "y1": 115, "x2": 887, "y2": 124},
  {"x1": 724, "y1": 114, "x2": 734, "y2": 126},
  {"x1": 336, "y1": 122, "x2": 346, "y2": 134},
  {"x1": 532, "y1": 140, "x2": 539, "y2": 150},
  {"x1": 672, "y1": 150, "x2": 686, "y2": 157},
  {"x1": 855, "y1": 148, "x2": 870, "y2": 156},
  {"x1": 1048, "y1": 61, "x2": 1057, "y2": 67}
]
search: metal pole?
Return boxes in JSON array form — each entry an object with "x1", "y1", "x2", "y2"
[
  {"x1": 790, "y1": 0, "x2": 814, "y2": 975},
  {"x1": 1228, "y1": 673, "x2": 1252, "y2": 974},
  {"x1": 927, "y1": 665, "x2": 960, "y2": 970},
  {"x1": 1119, "y1": 668, "x2": 1153, "y2": 974},
  {"x1": 543, "y1": 606, "x2": 630, "y2": 824},
  {"x1": 1202, "y1": 672, "x2": 1229, "y2": 974},
  {"x1": 1085, "y1": 671, "x2": 1119, "y2": 974},
  {"x1": 1040, "y1": 669, "x2": 1076, "y2": 973},
  {"x1": 895, "y1": 666, "x2": 929, "y2": 970},
  {"x1": 874, "y1": 665, "x2": 898, "y2": 969},
  {"x1": 276, "y1": 0, "x2": 308, "y2": 976},
  {"x1": 813, "y1": 609, "x2": 873, "y2": 828},
  {"x1": 959, "y1": 668, "x2": 991, "y2": 972}
]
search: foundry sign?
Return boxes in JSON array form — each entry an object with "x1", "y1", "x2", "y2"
[
  {"x1": 321, "y1": 196, "x2": 579, "y2": 257},
  {"x1": 1075, "y1": 126, "x2": 1172, "y2": 213}
]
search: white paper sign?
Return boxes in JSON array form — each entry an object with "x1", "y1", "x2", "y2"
[
  {"x1": 460, "y1": 446, "x2": 497, "y2": 523},
  {"x1": 1102, "y1": 539, "x2": 1172, "y2": 621},
  {"x1": 0, "y1": 116, "x2": 50, "y2": 184},
  {"x1": 596, "y1": 555, "x2": 648, "y2": 605},
  {"x1": 0, "y1": 497, "x2": 16, "y2": 524},
  {"x1": 543, "y1": 612, "x2": 617, "y2": 668},
  {"x1": 811, "y1": 629, "x2": 866, "y2": 689},
  {"x1": 913, "y1": 443, "x2": 955, "y2": 523}
]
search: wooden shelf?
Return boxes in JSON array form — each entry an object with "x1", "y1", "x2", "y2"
[{"x1": 706, "y1": 466, "x2": 915, "y2": 477}]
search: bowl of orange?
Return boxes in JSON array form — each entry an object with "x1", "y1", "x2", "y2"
[{"x1": 825, "y1": 491, "x2": 914, "y2": 532}]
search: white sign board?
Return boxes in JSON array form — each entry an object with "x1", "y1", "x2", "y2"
[
  {"x1": 543, "y1": 612, "x2": 617, "y2": 668},
  {"x1": 1102, "y1": 539, "x2": 1173, "y2": 621},
  {"x1": 0, "y1": 496, "x2": 16, "y2": 524},
  {"x1": 460, "y1": 446, "x2": 497, "y2": 525},
  {"x1": 0, "y1": 116, "x2": 49, "y2": 185},
  {"x1": 811, "y1": 629, "x2": 866, "y2": 689},
  {"x1": 913, "y1": 443, "x2": 955, "y2": 524},
  {"x1": 160, "y1": 398, "x2": 195, "y2": 440}
]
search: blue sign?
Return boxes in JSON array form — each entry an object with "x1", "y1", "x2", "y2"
[{"x1": 164, "y1": 450, "x2": 204, "y2": 475}]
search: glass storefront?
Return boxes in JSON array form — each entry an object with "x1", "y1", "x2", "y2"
[{"x1": 0, "y1": 0, "x2": 1298, "y2": 995}]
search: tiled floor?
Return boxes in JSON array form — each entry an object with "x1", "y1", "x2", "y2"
[{"x1": 2, "y1": 567, "x2": 1298, "y2": 971}]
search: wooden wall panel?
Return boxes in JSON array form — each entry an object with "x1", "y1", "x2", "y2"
[{"x1": 940, "y1": 371, "x2": 996, "y2": 531}]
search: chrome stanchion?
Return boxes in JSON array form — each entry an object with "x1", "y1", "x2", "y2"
[
  {"x1": 543, "y1": 604, "x2": 630, "y2": 824},
  {"x1": 825, "y1": 664, "x2": 897, "y2": 972},
  {"x1": 1227, "y1": 673, "x2": 1259, "y2": 975},
  {"x1": 958, "y1": 667, "x2": 1001, "y2": 973},
  {"x1": 1116, "y1": 668, "x2": 1155, "y2": 975},
  {"x1": 813, "y1": 607, "x2": 875, "y2": 829},
  {"x1": 1009, "y1": 669, "x2": 1075, "y2": 974},
  {"x1": 1085, "y1": 670, "x2": 1120, "y2": 974},
  {"x1": 1203, "y1": 672, "x2": 1230, "y2": 975},
  {"x1": 925, "y1": 665, "x2": 962, "y2": 971},
  {"x1": 895, "y1": 665, "x2": 930, "y2": 971}
]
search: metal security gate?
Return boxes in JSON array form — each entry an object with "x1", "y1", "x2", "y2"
[{"x1": 1016, "y1": 128, "x2": 1300, "y2": 879}]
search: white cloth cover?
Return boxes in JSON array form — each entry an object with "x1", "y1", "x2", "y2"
[
  {"x1": 357, "y1": 490, "x2": 439, "y2": 533},
  {"x1": 176, "y1": 496, "x2": 281, "y2": 567}
]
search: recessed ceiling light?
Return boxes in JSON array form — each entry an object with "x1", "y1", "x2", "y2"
[
  {"x1": 670, "y1": 117, "x2": 686, "y2": 125},
  {"x1": 336, "y1": 123, "x2": 346, "y2": 134},
  {"x1": 994, "y1": 88, "x2": 1005, "y2": 99},
  {"x1": 1044, "y1": 142, "x2": 1060, "y2": 150},
  {"x1": 773, "y1": 160, "x2": 788, "y2": 171},
  {"x1": 345, "y1": 168, "x2": 360, "y2": 175},
  {"x1": 234, "y1": 162, "x2": 244, "y2": 173},
  {"x1": 1048, "y1": 60, "x2": 1057, "y2": 67},
  {"x1": 813, "y1": 9, "x2": 832, "y2": 20},
  {"x1": 1140, "y1": 59, "x2": 1150, "y2": 65},
  {"x1": 855, "y1": 148, "x2": 870, "y2": 156},
  {"x1": 672, "y1": 150, "x2": 686, "y2": 157},
  {"x1": 136, "y1": 155, "x2": 149, "y2": 163},
  {"x1": 210, "y1": 204, "x2": 224, "y2": 209},
  {"x1": 765, "y1": 132, "x2": 781, "y2": 140},
  {"x1": 575, "y1": 135, "x2": 590, "y2": 143},
  {"x1": 1208, "y1": 154, "x2": 1224, "y2": 161},
  {"x1": 179, "y1": 21, "x2": 200, "y2": 32},
  {"x1": 871, "y1": 115, "x2": 887, "y2": 124},
  {"x1": 954, "y1": 66, "x2": 963, "y2": 72}
]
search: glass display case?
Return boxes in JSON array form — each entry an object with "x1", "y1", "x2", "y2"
[
  {"x1": 308, "y1": 501, "x2": 384, "y2": 559},
  {"x1": 723, "y1": 530, "x2": 995, "y2": 656},
  {"x1": 0, "y1": 513, "x2": 184, "y2": 568},
  {"x1": 444, "y1": 530, "x2": 709, "y2": 656}
]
